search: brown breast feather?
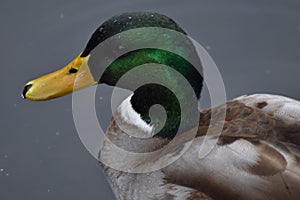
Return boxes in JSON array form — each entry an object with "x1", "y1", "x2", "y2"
[{"x1": 166, "y1": 100, "x2": 300, "y2": 200}]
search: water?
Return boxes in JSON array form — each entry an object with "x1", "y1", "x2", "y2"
[{"x1": 1, "y1": 0, "x2": 300, "y2": 200}]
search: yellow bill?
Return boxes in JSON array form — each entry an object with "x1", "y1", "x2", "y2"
[{"x1": 22, "y1": 54, "x2": 97, "y2": 101}]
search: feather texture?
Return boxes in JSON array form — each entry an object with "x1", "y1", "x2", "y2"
[{"x1": 100, "y1": 94, "x2": 300, "y2": 200}]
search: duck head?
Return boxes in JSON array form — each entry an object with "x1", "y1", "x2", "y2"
[{"x1": 22, "y1": 12, "x2": 203, "y2": 138}]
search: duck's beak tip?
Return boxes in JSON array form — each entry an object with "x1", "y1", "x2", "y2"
[{"x1": 22, "y1": 84, "x2": 33, "y2": 99}]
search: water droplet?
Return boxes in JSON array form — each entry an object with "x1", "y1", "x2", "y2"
[
  {"x1": 47, "y1": 189, "x2": 51, "y2": 192},
  {"x1": 6, "y1": 173, "x2": 9, "y2": 176},
  {"x1": 99, "y1": 96, "x2": 103, "y2": 100},
  {"x1": 151, "y1": 14, "x2": 154, "y2": 17},
  {"x1": 113, "y1": 19, "x2": 118, "y2": 23},
  {"x1": 206, "y1": 45, "x2": 211, "y2": 50},
  {"x1": 60, "y1": 13, "x2": 64, "y2": 19},
  {"x1": 128, "y1": 16, "x2": 132, "y2": 20},
  {"x1": 163, "y1": 33, "x2": 170, "y2": 38},
  {"x1": 129, "y1": 135, "x2": 132, "y2": 138},
  {"x1": 4, "y1": 155, "x2": 8, "y2": 158},
  {"x1": 99, "y1": 27, "x2": 104, "y2": 33},
  {"x1": 0, "y1": 169, "x2": 4, "y2": 172},
  {"x1": 118, "y1": 45, "x2": 126, "y2": 50}
]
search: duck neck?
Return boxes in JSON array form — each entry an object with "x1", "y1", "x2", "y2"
[{"x1": 100, "y1": 48, "x2": 202, "y2": 138}]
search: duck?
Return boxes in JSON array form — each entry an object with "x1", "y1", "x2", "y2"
[{"x1": 22, "y1": 12, "x2": 300, "y2": 200}]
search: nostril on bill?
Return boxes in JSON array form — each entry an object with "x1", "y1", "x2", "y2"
[{"x1": 22, "y1": 84, "x2": 33, "y2": 99}]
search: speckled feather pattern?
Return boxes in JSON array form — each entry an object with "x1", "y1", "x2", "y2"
[{"x1": 100, "y1": 94, "x2": 300, "y2": 200}]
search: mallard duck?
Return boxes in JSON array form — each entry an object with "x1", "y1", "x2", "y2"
[{"x1": 22, "y1": 12, "x2": 300, "y2": 200}]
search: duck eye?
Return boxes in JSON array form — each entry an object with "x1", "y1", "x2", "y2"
[{"x1": 69, "y1": 68, "x2": 78, "y2": 74}]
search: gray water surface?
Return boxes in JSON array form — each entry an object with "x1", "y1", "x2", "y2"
[{"x1": 1, "y1": 0, "x2": 300, "y2": 199}]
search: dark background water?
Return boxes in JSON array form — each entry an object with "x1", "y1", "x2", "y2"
[{"x1": 1, "y1": 0, "x2": 300, "y2": 199}]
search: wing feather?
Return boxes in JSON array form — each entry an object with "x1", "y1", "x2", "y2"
[{"x1": 163, "y1": 94, "x2": 300, "y2": 200}]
